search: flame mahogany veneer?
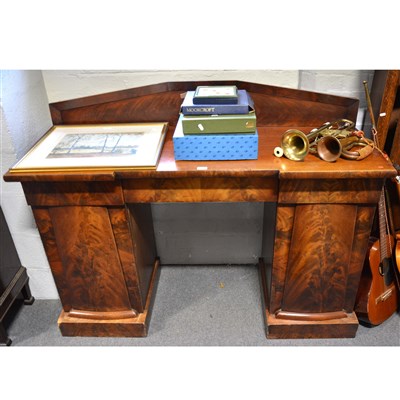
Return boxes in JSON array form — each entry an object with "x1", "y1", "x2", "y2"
[{"x1": 4, "y1": 81, "x2": 397, "y2": 339}]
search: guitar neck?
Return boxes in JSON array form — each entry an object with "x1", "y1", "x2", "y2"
[{"x1": 378, "y1": 189, "x2": 390, "y2": 261}]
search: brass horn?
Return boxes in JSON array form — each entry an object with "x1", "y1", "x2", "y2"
[
  {"x1": 280, "y1": 129, "x2": 310, "y2": 161},
  {"x1": 279, "y1": 119, "x2": 355, "y2": 162},
  {"x1": 313, "y1": 135, "x2": 343, "y2": 162}
]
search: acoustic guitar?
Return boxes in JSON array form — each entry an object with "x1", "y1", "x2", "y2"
[{"x1": 355, "y1": 189, "x2": 398, "y2": 326}]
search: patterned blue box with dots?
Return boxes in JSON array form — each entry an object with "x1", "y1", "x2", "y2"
[{"x1": 173, "y1": 116, "x2": 258, "y2": 161}]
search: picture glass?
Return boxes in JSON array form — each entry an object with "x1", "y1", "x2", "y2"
[{"x1": 196, "y1": 86, "x2": 237, "y2": 97}]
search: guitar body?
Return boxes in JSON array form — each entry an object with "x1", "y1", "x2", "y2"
[{"x1": 355, "y1": 235, "x2": 398, "y2": 326}]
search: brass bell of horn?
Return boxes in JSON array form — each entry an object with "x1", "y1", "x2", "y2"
[
  {"x1": 280, "y1": 129, "x2": 310, "y2": 161},
  {"x1": 280, "y1": 122, "x2": 332, "y2": 161},
  {"x1": 314, "y1": 135, "x2": 342, "y2": 162}
]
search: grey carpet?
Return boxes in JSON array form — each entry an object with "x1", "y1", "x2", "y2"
[{"x1": 4, "y1": 265, "x2": 400, "y2": 346}]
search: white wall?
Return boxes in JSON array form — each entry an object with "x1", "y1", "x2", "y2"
[
  {"x1": 299, "y1": 70, "x2": 375, "y2": 127},
  {"x1": 1, "y1": 70, "x2": 374, "y2": 298},
  {"x1": 0, "y1": 70, "x2": 58, "y2": 299}
]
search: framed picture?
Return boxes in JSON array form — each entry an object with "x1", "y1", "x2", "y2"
[
  {"x1": 193, "y1": 85, "x2": 238, "y2": 104},
  {"x1": 9, "y1": 122, "x2": 168, "y2": 173}
]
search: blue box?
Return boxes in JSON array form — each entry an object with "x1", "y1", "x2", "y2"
[{"x1": 173, "y1": 117, "x2": 258, "y2": 161}]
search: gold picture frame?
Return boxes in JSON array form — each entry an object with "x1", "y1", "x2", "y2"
[{"x1": 9, "y1": 122, "x2": 168, "y2": 173}]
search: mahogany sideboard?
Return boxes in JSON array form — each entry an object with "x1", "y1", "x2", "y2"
[{"x1": 4, "y1": 81, "x2": 396, "y2": 339}]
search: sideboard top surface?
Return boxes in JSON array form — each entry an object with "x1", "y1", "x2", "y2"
[{"x1": 4, "y1": 81, "x2": 396, "y2": 182}]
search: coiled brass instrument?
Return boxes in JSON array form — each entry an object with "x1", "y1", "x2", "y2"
[{"x1": 275, "y1": 119, "x2": 374, "y2": 162}]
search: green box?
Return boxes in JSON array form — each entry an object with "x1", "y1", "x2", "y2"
[{"x1": 181, "y1": 113, "x2": 256, "y2": 134}]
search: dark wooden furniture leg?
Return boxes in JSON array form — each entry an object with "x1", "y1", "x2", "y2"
[
  {"x1": 0, "y1": 267, "x2": 35, "y2": 345},
  {"x1": 21, "y1": 282, "x2": 35, "y2": 305},
  {"x1": 1, "y1": 207, "x2": 35, "y2": 345},
  {"x1": 0, "y1": 322, "x2": 12, "y2": 346}
]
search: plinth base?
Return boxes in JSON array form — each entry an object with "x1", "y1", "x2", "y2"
[
  {"x1": 58, "y1": 259, "x2": 160, "y2": 337},
  {"x1": 264, "y1": 309, "x2": 359, "y2": 339}
]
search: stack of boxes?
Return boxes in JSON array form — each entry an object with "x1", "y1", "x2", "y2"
[{"x1": 173, "y1": 85, "x2": 258, "y2": 160}]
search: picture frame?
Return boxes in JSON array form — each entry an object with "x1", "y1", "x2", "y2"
[
  {"x1": 8, "y1": 122, "x2": 168, "y2": 173},
  {"x1": 193, "y1": 85, "x2": 238, "y2": 104}
]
